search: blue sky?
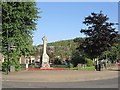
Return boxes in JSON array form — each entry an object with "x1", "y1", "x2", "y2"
[{"x1": 33, "y1": 2, "x2": 118, "y2": 45}]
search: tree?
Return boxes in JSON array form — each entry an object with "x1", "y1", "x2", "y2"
[
  {"x1": 71, "y1": 50, "x2": 85, "y2": 67},
  {"x1": 47, "y1": 40, "x2": 76, "y2": 60},
  {"x1": 2, "y1": 2, "x2": 39, "y2": 71},
  {"x1": 103, "y1": 34, "x2": 120, "y2": 62},
  {"x1": 71, "y1": 37, "x2": 86, "y2": 67},
  {"x1": 77, "y1": 11, "x2": 118, "y2": 59}
]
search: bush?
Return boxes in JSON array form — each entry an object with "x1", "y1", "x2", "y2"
[
  {"x1": 71, "y1": 56, "x2": 85, "y2": 67},
  {"x1": 71, "y1": 50, "x2": 86, "y2": 67},
  {"x1": 15, "y1": 64, "x2": 21, "y2": 71},
  {"x1": 10, "y1": 51, "x2": 21, "y2": 71},
  {"x1": 70, "y1": 63, "x2": 74, "y2": 68},
  {"x1": 86, "y1": 58, "x2": 93, "y2": 67},
  {"x1": 35, "y1": 65, "x2": 39, "y2": 68},
  {"x1": 10, "y1": 59, "x2": 21, "y2": 71},
  {"x1": 20, "y1": 64, "x2": 26, "y2": 68},
  {"x1": 2, "y1": 60, "x2": 8, "y2": 72},
  {"x1": 29, "y1": 64, "x2": 40, "y2": 68},
  {"x1": 53, "y1": 58, "x2": 62, "y2": 65},
  {"x1": 51, "y1": 65, "x2": 68, "y2": 68}
]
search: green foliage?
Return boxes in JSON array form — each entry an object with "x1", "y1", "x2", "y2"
[
  {"x1": 30, "y1": 63, "x2": 40, "y2": 68},
  {"x1": 20, "y1": 64, "x2": 26, "y2": 69},
  {"x1": 71, "y1": 50, "x2": 86, "y2": 67},
  {"x1": 78, "y1": 11, "x2": 118, "y2": 59},
  {"x1": 48, "y1": 39, "x2": 76, "y2": 59},
  {"x1": 110, "y1": 37, "x2": 120, "y2": 60},
  {"x1": 70, "y1": 66, "x2": 94, "y2": 70},
  {"x1": 37, "y1": 39, "x2": 79, "y2": 60},
  {"x1": 30, "y1": 64, "x2": 35, "y2": 68},
  {"x1": 69, "y1": 63, "x2": 74, "y2": 68},
  {"x1": 99, "y1": 34, "x2": 120, "y2": 62},
  {"x1": 10, "y1": 51, "x2": 21, "y2": 71},
  {"x1": 2, "y1": 50, "x2": 21, "y2": 71},
  {"x1": 73, "y1": 37, "x2": 85, "y2": 44},
  {"x1": 36, "y1": 38, "x2": 85, "y2": 67},
  {"x1": 85, "y1": 58, "x2": 93, "y2": 67},
  {"x1": 53, "y1": 58, "x2": 63, "y2": 65},
  {"x1": 2, "y1": 2, "x2": 39, "y2": 71},
  {"x1": 51, "y1": 65, "x2": 68, "y2": 68},
  {"x1": 80, "y1": 66, "x2": 95, "y2": 70},
  {"x1": 2, "y1": 60, "x2": 8, "y2": 72},
  {"x1": 69, "y1": 67, "x2": 78, "y2": 70}
]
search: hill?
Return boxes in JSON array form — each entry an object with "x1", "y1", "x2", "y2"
[{"x1": 35, "y1": 37, "x2": 84, "y2": 60}]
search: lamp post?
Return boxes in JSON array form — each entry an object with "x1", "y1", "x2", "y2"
[
  {"x1": 6, "y1": 29, "x2": 16, "y2": 74},
  {"x1": 6, "y1": 42, "x2": 16, "y2": 74},
  {"x1": 6, "y1": 28, "x2": 9, "y2": 74}
]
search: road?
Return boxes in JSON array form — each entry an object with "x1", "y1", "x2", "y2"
[{"x1": 2, "y1": 78, "x2": 118, "y2": 88}]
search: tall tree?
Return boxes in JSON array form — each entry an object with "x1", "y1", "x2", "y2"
[
  {"x1": 2, "y1": 2, "x2": 39, "y2": 71},
  {"x1": 77, "y1": 11, "x2": 118, "y2": 59}
]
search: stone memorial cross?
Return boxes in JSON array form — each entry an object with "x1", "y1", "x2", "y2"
[{"x1": 41, "y1": 36, "x2": 50, "y2": 68}]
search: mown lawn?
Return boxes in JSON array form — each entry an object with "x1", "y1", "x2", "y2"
[{"x1": 70, "y1": 66, "x2": 95, "y2": 70}]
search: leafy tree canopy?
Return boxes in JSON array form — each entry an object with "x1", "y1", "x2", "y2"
[
  {"x1": 2, "y1": 2, "x2": 39, "y2": 56},
  {"x1": 2, "y1": 1, "x2": 40, "y2": 70},
  {"x1": 77, "y1": 11, "x2": 118, "y2": 59}
]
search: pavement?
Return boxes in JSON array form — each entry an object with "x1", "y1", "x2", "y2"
[{"x1": 2, "y1": 66, "x2": 119, "y2": 82}]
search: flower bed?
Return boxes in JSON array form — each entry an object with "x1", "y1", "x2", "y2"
[{"x1": 117, "y1": 63, "x2": 120, "y2": 66}]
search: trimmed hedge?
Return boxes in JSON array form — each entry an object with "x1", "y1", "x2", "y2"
[{"x1": 51, "y1": 65, "x2": 68, "y2": 68}]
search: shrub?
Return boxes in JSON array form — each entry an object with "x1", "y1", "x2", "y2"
[
  {"x1": 71, "y1": 50, "x2": 86, "y2": 67},
  {"x1": 2, "y1": 60, "x2": 8, "y2": 72},
  {"x1": 53, "y1": 58, "x2": 62, "y2": 65},
  {"x1": 20, "y1": 64, "x2": 26, "y2": 68},
  {"x1": 51, "y1": 65, "x2": 68, "y2": 68},
  {"x1": 86, "y1": 58, "x2": 94, "y2": 67},
  {"x1": 70, "y1": 63, "x2": 74, "y2": 68},
  {"x1": 35, "y1": 65, "x2": 39, "y2": 68},
  {"x1": 71, "y1": 56, "x2": 85, "y2": 67}
]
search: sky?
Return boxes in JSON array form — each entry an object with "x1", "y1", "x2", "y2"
[{"x1": 33, "y1": 2, "x2": 118, "y2": 45}]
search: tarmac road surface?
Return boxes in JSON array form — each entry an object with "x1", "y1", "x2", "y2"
[
  {"x1": 2, "y1": 66, "x2": 119, "y2": 89},
  {"x1": 2, "y1": 77, "x2": 118, "y2": 88}
]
